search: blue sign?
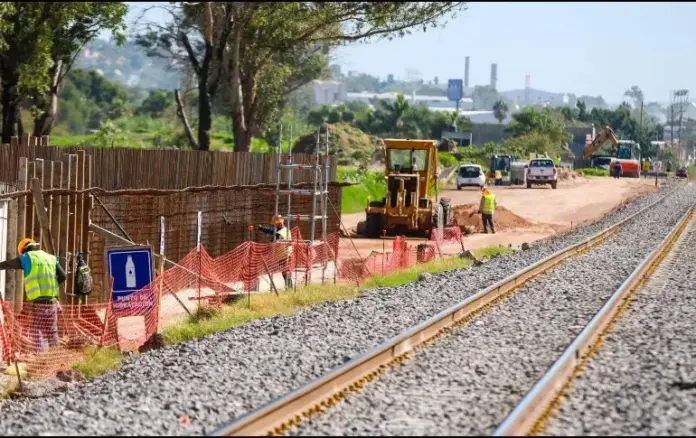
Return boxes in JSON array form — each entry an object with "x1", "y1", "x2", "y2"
[
  {"x1": 107, "y1": 247, "x2": 154, "y2": 311},
  {"x1": 447, "y1": 79, "x2": 463, "y2": 101}
]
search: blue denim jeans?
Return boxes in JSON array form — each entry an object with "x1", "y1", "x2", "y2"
[{"x1": 32, "y1": 303, "x2": 59, "y2": 353}]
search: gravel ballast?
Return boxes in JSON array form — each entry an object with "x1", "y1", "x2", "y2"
[
  {"x1": 290, "y1": 184, "x2": 696, "y2": 436},
  {"x1": 545, "y1": 208, "x2": 696, "y2": 436},
  {"x1": 0, "y1": 184, "x2": 685, "y2": 436}
]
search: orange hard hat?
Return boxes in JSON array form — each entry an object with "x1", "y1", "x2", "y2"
[
  {"x1": 271, "y1": 215, "x2": 285, "y2": 226},
  {"x1": 17, "y1": 238, "x2": 36, "y2": 255}
]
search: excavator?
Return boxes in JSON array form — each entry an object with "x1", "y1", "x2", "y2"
[{"x1": 584, "y1": 126, "x2": 641, "y2": 178}]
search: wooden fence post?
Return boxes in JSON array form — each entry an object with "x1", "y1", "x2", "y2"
[{"x1": 14, "y1": 158, "x2": 28, "y2": 312}]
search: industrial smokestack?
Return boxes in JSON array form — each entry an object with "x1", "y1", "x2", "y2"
[
  {"x1": 525, "y1": 74, "x2": 531, "y2": 103},
  {"x1": 464, "y1": 56, "x2": 470, "y2": 88},
  {"x1": 490, "y1": 63, "x2": 498, "y2": 90}
]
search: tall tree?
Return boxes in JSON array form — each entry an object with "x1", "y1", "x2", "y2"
[
  {"x1": 0, "y1": 3, "x2": 126, "y2": 142},
  {"x1": 30, "y1": 3, "x2": 127, "y2": 137},
  {"x1": 138, "y1": 2, "x2": 466, "y2": 152},
  {"x1": 492, "y1": 100, "x2": 509, "y2": 124},
  {"x1": 624, "y1": 85, "x2": 644, "y2": 108},
  {"x1": 506, "y1": 107, "x2": 572, "y2": 145},
  {"x1": 137, "y1": 2, "x2": 238, "y2": 151}
]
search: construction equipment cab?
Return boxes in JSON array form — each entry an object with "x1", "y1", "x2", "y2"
[{"x1": 364, "y1": 139, "x2": 452, "y2": 237}]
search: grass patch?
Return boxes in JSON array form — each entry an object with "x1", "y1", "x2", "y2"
[
  {"x1": 163, "y1": 245, "x2": 514, "y2": 345},
  {"x1": 337, "y1": 168, "x2": 386, "y2": 214},
  {"x1": 163, "y1": 284, "x2": 361, "y2": 345},
  {"x1": 363, "y1": 245, "x2": 513, "y2": 288},
  {"x1": 577, "y1": 167, "x2": 609, "y2": 177},
  {"x1": 688, "y1": 165, "x2": 696, "y2": 180},
  {"x1": 72, "y1": 346, "x2": 126, "y2": 379}
]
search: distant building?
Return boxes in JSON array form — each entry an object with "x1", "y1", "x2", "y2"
[
  {"x1": 345, "y1": 91, "x2": 473, "y2": 111},
  {"x1": 500, "y1": 88, "x2": 569, "y2": 106},
  {"x1": 303, "y1": 80, "x2": 346, "y2": 106}
]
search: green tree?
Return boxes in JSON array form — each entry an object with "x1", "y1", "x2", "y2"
[
  {"x1": 506, "y1": 107, "x2": 572, "y2": 145},
  {"x1": 492, "y1": 100, "x2": 509, "y2": 124},
  {"x1": 0, "y1": 3, "x2": 126, "y2": 141},
  {"x1": 575, "y1": 100, "x2": 588, "y2": 122},
  {"x1": 138, "y1": 2, "x2": 465, "y2": 151},
  {"x1": 624, "y1": 85, "x2": 643, "y2": 107},
  {"x1": 136, "y1": 89, "x2": 175, "y2": 118}
]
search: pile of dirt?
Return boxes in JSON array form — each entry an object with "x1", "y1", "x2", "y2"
[
  {"x1": 452, "y1": 204, "x2": 536, "y2": 233},
  {"x1": 558, "y1": 167, "x2": 584, "y2": 181},
  {"x1": 293, "y1": 122, "x2": 383, "y2": 166}
]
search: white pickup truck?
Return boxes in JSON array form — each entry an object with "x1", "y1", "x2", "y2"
[{"x1": 526, "y1": 158, "x2": 558, "y2": 189}]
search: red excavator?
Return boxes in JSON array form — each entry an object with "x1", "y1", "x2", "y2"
[{"x1": 584, "y1": 126, "x2": 641, "y2": 178}]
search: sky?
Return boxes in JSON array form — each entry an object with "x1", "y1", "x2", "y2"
[{"x1": 117, "y1": 2, "x2": 696, "y2": 104}]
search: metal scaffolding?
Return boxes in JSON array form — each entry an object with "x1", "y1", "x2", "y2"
[{"x1": 273, "y1": 124, "x2": 330, "y2": 243}]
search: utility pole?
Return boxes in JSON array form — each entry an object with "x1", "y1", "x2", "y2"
[{"x1": 639, "y1": 99, "x2": 644, "y2": 164}]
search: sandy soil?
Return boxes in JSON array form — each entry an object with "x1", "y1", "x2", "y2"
[{"x1": 340, "y1": 177, "x2": 658, "y2": 258}]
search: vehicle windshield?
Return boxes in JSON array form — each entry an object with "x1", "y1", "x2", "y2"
[
  {"x1": 530, "y1": 160, "x2": 554, "y2": 167},
  {"x1": 616, "y1": 145, "x2": 633, "y2": 159},
  {"x1": 459, "y1": 166, "x2": 481, "y2": 178},
  {"x1": 491, "y1": 156, "x2": 511, "y2": 171},
  {"x1": 388, "y1": 149, "x2": 428, "y2": 172}
]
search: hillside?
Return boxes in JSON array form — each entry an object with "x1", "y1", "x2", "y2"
[{"x1": 75, "y1": 39, "x2": 180, "y2": 90}]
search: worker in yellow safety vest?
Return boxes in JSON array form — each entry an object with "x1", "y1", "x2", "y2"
[
  {"x1": 494, "y1": 169, "x2": 503, "y2": 186},
  {"x1": 555, "y1": 155, "x2": 561, "y2": 167},
  {"x1": 478, "y1": 187, "x2": 497, "y2": 234},
  {"x1": 0, "y1": 238, "x2": 66, "y2": 353},
  {"x1": 258, "y1": 215, "x2": 293, "y2": 289}
]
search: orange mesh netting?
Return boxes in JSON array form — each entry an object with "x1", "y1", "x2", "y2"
[{"x1": 0, "y1": 226, "x2": 465, "y2": 378}]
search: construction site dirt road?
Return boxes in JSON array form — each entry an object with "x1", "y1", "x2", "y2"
[{"x1": 342, "y1": 177, "x2": 658, "y2": 258}]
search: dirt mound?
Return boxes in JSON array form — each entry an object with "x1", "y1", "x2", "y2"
[
  {"x1": 558, "y1": 167, "x2": 584, "y2": 181},
  {"x1": 453, "y1": 204, "x2": 536, "y2": 233}
]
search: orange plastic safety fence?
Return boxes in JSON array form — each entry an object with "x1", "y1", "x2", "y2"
[{"x1": 0, "y1": 226, "x2": 467, "y2": 378}]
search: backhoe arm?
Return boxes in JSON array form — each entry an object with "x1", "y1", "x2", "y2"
[{"x1": 584, "y1": 126, "x2": 619, "y2": 159}]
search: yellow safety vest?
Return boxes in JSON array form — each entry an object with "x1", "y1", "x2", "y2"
[
  {"x1": 24, "y1": 250, "x2": 59, "y2": 302},
  {"x1": 275, "y1": 227, "x2": 293, "y2": 259},
  {"x1": 495, "y1": 170, "x2": 502, "y2": 179},
  {"x1": 555, "y1": 156, "x2": 561, "y2": 166},
  {"x1": 483, "y1": 193, "x2": 496, "y2": 214}
]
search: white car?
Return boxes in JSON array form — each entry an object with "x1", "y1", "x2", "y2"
[{"x1": 457, "y1": 164, "x2": 486, "y2": 190}]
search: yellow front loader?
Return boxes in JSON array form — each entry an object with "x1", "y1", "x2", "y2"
[{"x1": 363, "y1": 139, "x2": 453, "y2": 237}]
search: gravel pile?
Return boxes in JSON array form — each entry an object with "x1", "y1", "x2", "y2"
[
  {"x1": 291, "y1": 185, "x2": 696, "y2": 436},
  {"x1": 0, "y1": 184, "x2": 685, "y2": 436},
  {"x1": 545, "y1": 211, "x2": 696, "y2": 436}
]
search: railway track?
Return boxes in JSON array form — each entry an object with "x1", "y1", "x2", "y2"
[{"x1": 210, "y1": 184, "x2": 695, "y2": 436}]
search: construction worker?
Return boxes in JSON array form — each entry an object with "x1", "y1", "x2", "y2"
[
  {"x1": 494, "y1": 169, "x2": 503, "y2": 186},
  {"x1": 258, "y1": 216, "x2": 293, "y2": 289},
  {"x1": 479, "y1": 187, "x2": 497, "y2": 234},
  {"x1": 642, "y1": 159, "x2": 650, "y2": 177},
  {"x1": 555, "y1": 155, "x2": 561, "y2": 168},
  {"x1": 612, "y1": 160, "x2": 622, "y2": 179},
  {"x1": 0, "y1": 238, "x2": 66, "y2": 353}
]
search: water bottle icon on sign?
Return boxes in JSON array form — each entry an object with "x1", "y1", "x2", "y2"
[{"x1": 126, "y1": 256, "x2": 137, "y2": 288}]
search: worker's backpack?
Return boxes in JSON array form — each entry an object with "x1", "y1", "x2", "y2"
[{"x1": 75, "y1": 253, "x2": 93, "y2": 296}]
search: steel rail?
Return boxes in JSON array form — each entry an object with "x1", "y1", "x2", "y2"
[
  {"x1": 209, "y1": 188, "x2": 679, "y2": 437},
  {"x1": 494, "y1": 201, "x2": 695, "y2": 437}
]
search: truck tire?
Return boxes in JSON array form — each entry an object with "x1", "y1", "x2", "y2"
[
  {"x1": 551, "y1": 181, "x2": 558, "y2": 189},
  {"x1": 364, "y1": 213, "x2": 384, "y2": 238},
  {"x1": 527, "y1": 181, "x2": 532, "y2": 189}
]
